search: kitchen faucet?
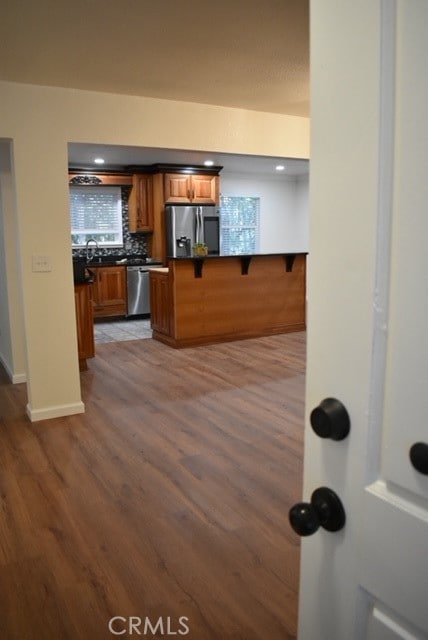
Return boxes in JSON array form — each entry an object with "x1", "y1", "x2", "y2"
[{"x1": 85, "y1": 238, "x2": 99, "y2": 262}]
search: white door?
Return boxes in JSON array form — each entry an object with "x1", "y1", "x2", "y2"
[{"x1": 296, "y1": 1, "x2": 428, "y2": 638}]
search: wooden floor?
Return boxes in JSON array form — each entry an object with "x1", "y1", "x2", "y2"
[{"x1": 0, "y1": 332, "x2": 305, "y2": 640}]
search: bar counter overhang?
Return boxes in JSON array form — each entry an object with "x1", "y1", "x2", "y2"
[{"x1": 149, "y1": 253, "x2": 307, "y2": 348}]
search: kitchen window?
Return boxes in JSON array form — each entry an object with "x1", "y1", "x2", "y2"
[
  {"x1": 220, "y1": 196, "x2": 260, "y2": 255},
  {"x1": 70, "y1": 186, "x2": 123, "y2": 248}
]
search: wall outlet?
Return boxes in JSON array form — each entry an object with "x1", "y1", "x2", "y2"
[{"x1": 32, "y1": 255, "x2": 52, "y2": 272}]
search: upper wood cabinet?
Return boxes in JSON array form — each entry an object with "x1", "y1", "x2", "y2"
[
  {"x1": 164, "y1": 173, "x2": 219, "y2": 205},
  {"x1": 128, "y1": 174, "x2": 154, "y2": 232}
]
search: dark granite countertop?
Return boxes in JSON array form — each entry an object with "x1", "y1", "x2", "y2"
[
  {"x1": 85, "y1": 257, "x2": 163, "y2": 267},
  {"x1": 168, "y1": 252, "x2": 308, "y2": 260}
]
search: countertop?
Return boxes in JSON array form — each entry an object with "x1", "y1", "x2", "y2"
[
  {"x1": 84, "y1": 258, "x2": 163, "y2": 267},
  {"x1": 168, "y1": 252, "x2": 307, "y2": 260}
]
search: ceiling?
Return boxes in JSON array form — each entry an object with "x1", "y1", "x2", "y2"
[
  {"x1": 0, "y1": 0, "x2": 309, "y2": 117},
  {"x1": 2, "y1": 0, "x2": 309, "y2": 176},
  {"x1": 68, "y1": 143, "x2": 309, "y2": 176}
]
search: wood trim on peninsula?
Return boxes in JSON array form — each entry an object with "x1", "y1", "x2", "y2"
[{"x1": 150, "y1": 254, "x2": 307, "y2": 348}]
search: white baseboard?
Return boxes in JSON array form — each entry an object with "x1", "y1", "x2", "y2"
[
  {"x1": 12, "y1": 372, "x2": 27, "y2": 383},
  {"x1": 0, "y1": 352, "x2": 27, "y2": 384},
  {"x1": 26, "y1": 401, "x2": 85, "y2": 422}
]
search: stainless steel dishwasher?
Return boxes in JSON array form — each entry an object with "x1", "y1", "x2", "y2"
[{"x1": 126, "y1": 266, "x2": 151, "y2": 316}]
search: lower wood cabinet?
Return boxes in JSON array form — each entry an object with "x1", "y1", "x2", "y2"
[
  {"x1": 149, "y1": 269, "x2": 171, "y2": 336},
  {"x1": 74, "y1": 283, "x2": 95, "y2": 369},
  {"x1": 90, "y1": 265, "x2": 127, "y2": 318},
  {"x1": 150, "y1": 255, "x2": 306, "y2": 348}
]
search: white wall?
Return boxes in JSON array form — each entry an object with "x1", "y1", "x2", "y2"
[
  {"x1": 0, "y1": 80, "x2": 309, "y2": 421},
  {"x1": 220, "y1": 170, "x2": 309, "y2": 253},
  {"x1": 0, "y1": 141, "x2": 26, "y2": 382},
  {"x1": 295, "y1": 173, "x2": 309, "y2": 248},
  {"x1": 0, "y1": 144, "x2": 12, "y2": 373}
]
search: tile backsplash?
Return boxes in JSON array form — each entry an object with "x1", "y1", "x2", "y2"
[{"x1": 72, "y1": 187, "x2": 149, "y2": 258}]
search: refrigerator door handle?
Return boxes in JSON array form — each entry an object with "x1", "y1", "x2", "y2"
[
  {"x1": 196, "y1": 207, "x2": 202, "y2": 244},
  {"x1": 200, "y1": 207, "x2": 205, "y2": 244}
]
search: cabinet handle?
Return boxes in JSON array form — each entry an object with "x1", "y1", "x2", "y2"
[
  {"x1": 192, "y1": 189, "x2": 195, "y2": 199},
  {"x1": 187, "y1": 189, "x2": 191, "y2": 199}
]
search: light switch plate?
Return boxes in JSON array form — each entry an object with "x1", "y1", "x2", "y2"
[{"x1": 32, "y1": 255, "x2": 52, "y2": 272}]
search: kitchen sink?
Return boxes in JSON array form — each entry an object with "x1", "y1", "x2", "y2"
[
  {"x1": 84, "y1": 254, "x2": 155, "y2": 266},
  {"x1": 87, "y1": 255, "x2": 124, "y2": 265}
]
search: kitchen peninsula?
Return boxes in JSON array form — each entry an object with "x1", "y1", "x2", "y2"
[{"x1": 149, "y1": 253, "x2": 306, "y2": 348}]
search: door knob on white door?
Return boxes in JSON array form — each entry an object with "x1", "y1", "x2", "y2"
[
  {"x1": 289, "y1": 487, "x2": 346, "y2": 536},
  {"x1": 310, "y1": 398, "x2": 350, "y2": 440},
  {"x1": 409, "y1": 442, "x2": 428, "y2": 475}
]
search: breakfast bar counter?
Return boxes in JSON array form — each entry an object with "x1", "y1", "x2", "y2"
[{"x1": 149, "y1": 253, "x2": 307, "y2": 348}]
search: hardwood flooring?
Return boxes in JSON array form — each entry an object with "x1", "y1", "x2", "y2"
[{"x1": 0, "y1": 332, "x2": 305, "y2": 640}]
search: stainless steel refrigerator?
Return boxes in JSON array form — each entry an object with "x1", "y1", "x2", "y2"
[{"x1": 165, "y1": 205, "x2": 220, "y2": 257}]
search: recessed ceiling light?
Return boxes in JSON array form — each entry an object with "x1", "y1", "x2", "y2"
[
  {"x1": 275, "y1": 165, "x2": 285, "y2": 171},
  {"x1": 94, "y1": 157, "x2": 105, "y2": 165},
  {"x1": 204, "y1": 160, "x2": 214, "y2": 167}
]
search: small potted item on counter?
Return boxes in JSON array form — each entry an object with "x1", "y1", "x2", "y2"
[{"x1": 193, "y1": 242, "x2": 208, "y2": 256}]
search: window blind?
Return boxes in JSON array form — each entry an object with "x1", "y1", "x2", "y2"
[{"x1": 70, "y1": 186, "x2": 123, "y2": 247}]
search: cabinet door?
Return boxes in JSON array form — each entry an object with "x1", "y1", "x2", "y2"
[
  {"x1": 163, "y1": 173, "x2": 219, "y2": 204},
  {"x1": 150, "y1": 273, "x2": 170, "y2": 335},
  {"x1": 128, "y1": 174, "x2": 154, "y2": 232},
  {"x1": 74, "y1": 284, "x2": 95, "y2": 366},
  {"x1": 163, "y1": 173, "x2": 192, "y2": 203},
  {"x1": 92, "y1": 266, "x2": 127, "y2": 317},
  {"x1": 191, "y1": 175, "x2": 219, "y2": 204}
]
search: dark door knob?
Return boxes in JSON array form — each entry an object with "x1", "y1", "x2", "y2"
[
  {"x1": 289, "y1": 487, "x2": 346, "y2": 536},
  {"x1": 310, "y1": 398, "x2": 350, "y2": 440},
  {"x1": 410, "y1": 442, "x2": 428, "y2": 475}
]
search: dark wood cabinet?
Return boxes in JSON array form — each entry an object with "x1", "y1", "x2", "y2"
[
  {"x1": 149, "y1": 269, "x2": 171, "y2": 336},
  {"x1": 191, "y1": 174, "x2": 220, "y2": 204},
  {"x1": 150, "y1": 255, "x2": 307, "y2": 348},
  {"x1": 164, "y1": 173, "x2": 219, "y2": 204},
  {"x1": 128, "y1": 174, "x2": 154, "y2": 232},
  {"x1": 74, "y1": 283, "x2": 95, "y2": 369},
  {"x1": 90, "y1": 266, "x2": 127, "y2": 318}
]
